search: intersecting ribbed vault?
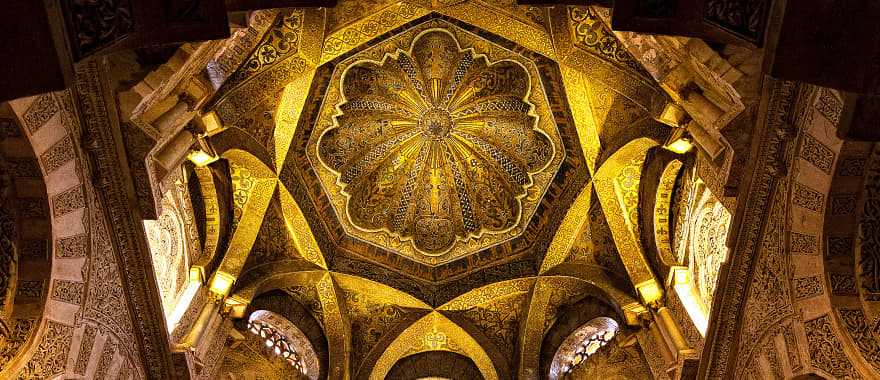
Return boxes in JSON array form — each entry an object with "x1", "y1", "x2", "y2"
[
  {"x1": 200, "y1": 3, "x2": 675, "y2": 377},
  {"x1": 281, "y1": 15, "x2": 590, "y2": 291}
]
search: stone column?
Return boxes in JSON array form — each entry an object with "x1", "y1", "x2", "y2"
[
  {"x1": 154, "y1": 94, "x2": 196, "y2": 136},
  {"x1": 173, "y1": 297, "x2": 221, "y2": 352},
  {"x1": 154, "y1": 129, "x2": 196, "y2": 172},
  {"x1": 651, "y1": 306, "x2": 699, "y2": 379}
]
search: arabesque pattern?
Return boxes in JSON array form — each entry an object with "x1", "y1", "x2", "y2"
[{"x1": 313, "y1": 29, "x2": 561, "y2": 258}]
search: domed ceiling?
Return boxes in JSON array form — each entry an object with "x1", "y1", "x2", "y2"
[
  {"x1": 310, "y1": 28, "x2": 563, "y2": 261},
  {"x1": 195, "y1": 3, "x2": 680, "y2": 377},
  {"x1": 282, "y1": 15, "x2": 589, "y2": 295}
]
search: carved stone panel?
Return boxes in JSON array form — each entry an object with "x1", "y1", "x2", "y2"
[{"x1": 804, "y1": 315, "x2": 860, "y2": 378}]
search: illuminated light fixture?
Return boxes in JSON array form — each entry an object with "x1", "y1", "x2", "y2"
[
  {"x1": 200, "y1": 111, "x2": 224, "y2": 134},
  {"x1": 187, "y1": 150, "x2": 217, "y2": 167},
  {"x1": 656, "y1": 102, "x2": 688, "y2": 127},
  {"x1": 208, "y1": 271, "x2": 236, "y2": 297},
  {"x1": 224, "y1": 295, "x2": 250, "y2": 319},
  {"x1": 671, "y1": 266, "x2": 709, "y2": 335},
  {"x1": 663, "y1": 128, "x2": 694, "y2": 154},
  {"x1": 189, "y1": 266, "x2": 205, "y2": 284},
  {"x1": 621, "y1": 302, "x2": 648, "y2": 326},
  {"x1": 670, "y1": 266, "x2": 690, "y2": 286},
  {"x1": 187, "y1": 134, "x2": 219, "y2": 167},
  {"x1": 636, "y1": 280, "x2": 663, "y2": 306}
]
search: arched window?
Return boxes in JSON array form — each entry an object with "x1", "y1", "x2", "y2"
[
  {"x1": 144, "y1": 189, "x2": 188, "y2": 316},
  {"x1": 246, "y1": 310, "x2": 320, "y2": 378},
  {"x1": 688, "y1": 186, "x2": 732, "y2": 310},
  {"x1": 669, "y1": 175, "x2": 732, "y2": 335},
  {"x1": 143, "y1": 178, "x2": 202, "y2": 333},
  {"x1": 550, "y1": 317, "x2": 619, "y2": 378}
]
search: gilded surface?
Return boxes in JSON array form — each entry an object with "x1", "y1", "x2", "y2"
[
  {"x1": 369, "y1": 311, "x2": 499, "y2": 380},
  {"x1": 438, "y1": 0, "x2": 555, "y2": 60},
  {"x1": 193, "y1": 166, "x2": 221, "y2": 264},
  {"x1": 309, "y1": 24, "x2": 563, "y2": 263},
  {"x1": 559, "y1": 65, "x2": 602, "y2": 171},
  {"x1": 438, "y1": 278, "x2": 534, "y2": 311},
  {"x1": 517, "y1": 276, "x2": 594, "y2": 379},
  {"x1": 333, "y1": 274, "x2": 430, "y2": 374},
  {"x1": 567, "y1": 7, "x2": 645, "y2": 75},
  {"x1": 654, "y1": 160, "x2": 683, "y2": 266},
  {"x1": 278, "y1": 183, "x2": 328, "y2": 269},
  {"x1": 220, "y1": 150, "x2": 278, "y2": 277},
  {"x1": 178, "y1": 2, "x2": 685, "y2": 377},
  {"x1": 315, "y1": 274, "x2": 350, "y2": 380},
  {"x1": 593, "y1": 138, "x2": 658, "y2": 286},
  {"x1": 540, "y1": 183, "x2": 594, "y2": 273},
  {"x1": 326, "y1": 0, "x2": 399, "y2": 34},
  {"x1": 320, "y1": 2, "x2": 430, "y2": 64},
  {"x1": 274, "y1": 67, "x2": 318, "y2": 171},
  {"x1": 0, "y1": 1, "x2": 706, "y2": 376}
]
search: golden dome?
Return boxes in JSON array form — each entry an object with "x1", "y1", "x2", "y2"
[{"x1": 312, "y1": 28, "x2": 562, "y2": 259}]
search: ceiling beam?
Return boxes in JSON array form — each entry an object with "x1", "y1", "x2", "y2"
[{"x1": 0, "y1": 0, "x2": 73, "y2": 102}]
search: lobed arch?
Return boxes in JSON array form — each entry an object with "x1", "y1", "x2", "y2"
[
  {"x1": 594, "y1": 117, "x2": 670, "y2": 170},
  {"x1": 228, "y1": 269, "x2": 645, "y2": 380},
  {"x1": 368, "y1": 311, "x2": 500, "y2": 380},
  {"x1": 231, "y1": 289, "x2": 329, "y2": 380},
  {"x1": 722, "y1": 84, "x2": 877, "y2": 378},
  {"x1": 637, "y1": 147, "x2": 694, "y2": 280},
  {"x1": 809, "y1": 139, "x2": 880, "y2": 377},
  {"x1": 592, "y1": 137, "x2": 666, "y2": 307},
  {"x1": 539, "y1": 295, "x2": 626, "y2": 379},
  {"x1": 385, "y1": 350, "x2": 484, "y2": 380},
  {"x1": 746, "y1": 85, "x2": 880, "y2": 379}
]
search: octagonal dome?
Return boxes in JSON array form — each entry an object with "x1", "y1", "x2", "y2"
[
  {"x1": 283, "y1": 15, "x2": 588, "y2": 291},
  {"x1": 308, "y1": 26, "x2": 564, "y2": 265}
]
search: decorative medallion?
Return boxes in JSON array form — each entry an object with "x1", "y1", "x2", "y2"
[{"x1": 308, "y1": 27, "x2": 564, "y2": 262}]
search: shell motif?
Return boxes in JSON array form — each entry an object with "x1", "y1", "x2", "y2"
[{"x1": 318, "y1": 30, "x2": 554, "y2": 255}]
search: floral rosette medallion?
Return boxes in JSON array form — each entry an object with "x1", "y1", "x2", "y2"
[{"x1": 310, "y1": 28, "x2": 563, "y2": 261}]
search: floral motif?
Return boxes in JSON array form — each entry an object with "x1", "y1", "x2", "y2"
[
  {"x1": 144, "y1": 191, "x2": 188, "y2": 315},
  {"x1": 691, "y1": 195, "x2": 732, "y2": 310},
  {"x1": 243, "y1": 10, "x2": 303, "y2": 76},
  {"x1": 316, "y1": 30, "x2": 556, "y2": 255},
  {"x1": 569, "y1": 7, "x2": 644, "y2": 74}
]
